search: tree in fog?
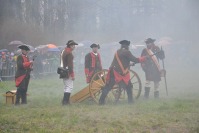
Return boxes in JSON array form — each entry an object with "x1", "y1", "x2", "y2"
[{"x1": 0, "y1": 0, "x2": 198, "y2": 49}]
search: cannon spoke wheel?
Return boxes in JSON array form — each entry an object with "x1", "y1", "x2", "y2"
[
  {"x1": 113, "y1": 69, "x2": 142, "y2": 102},
  {"x1": 89, "y1": 69, "x2": 142, "y2": 104},
  {"x1": 89, "y1": 69, "x2": 115, "y2": 104},
  {"x1": 130, "y1": 70, "x2": 142, "y2": 99}
]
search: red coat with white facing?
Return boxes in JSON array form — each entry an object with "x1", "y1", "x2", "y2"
[{"x1": 84, "y1": 52, "x2": 102, "y2": 83}]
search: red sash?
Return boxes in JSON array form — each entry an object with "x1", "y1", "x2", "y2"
[
  {"x1": 15, "y1": 55, "x2": 31, "y2": 87},
  {"x1": 115, "y1": 52, "x2": 129, "y2": 75},
  {"x1": 107, "y1": 52, "x2": 130, "y2": 85},
  {"x1": 15, "y1": 75, "x2": 26, "y2": 87}
]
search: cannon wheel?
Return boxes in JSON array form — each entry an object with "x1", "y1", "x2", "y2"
[
  {"x1": 89, "y1": 69, "x2": 142, "y2": 104},
  {"x1": 89, "y1": 69, "x2": 116, "y2": 104},
  {"x1": 130, "y1": 70, "x2": 142, "y2": 99},
  {"x1": 112, "y1": 70, "x2": 142, "y2": 103}
]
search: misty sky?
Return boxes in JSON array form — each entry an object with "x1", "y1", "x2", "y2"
[
  {"x1": 64, "y1": 0, "x2": 199, "y2": 44},
  {"x1": 1, "y1": 0, "x2": 199, "y2": 69}
]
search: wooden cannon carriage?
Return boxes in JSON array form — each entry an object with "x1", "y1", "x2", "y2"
[{"x1": 70, "y1": 69, "x2": 142, "y2": 104}]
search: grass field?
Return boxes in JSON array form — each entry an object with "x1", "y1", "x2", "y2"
[{"x1": 0, "y1": 68, "x2": 199, "y2": 133}]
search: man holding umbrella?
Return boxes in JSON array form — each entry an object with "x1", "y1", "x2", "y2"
[{"x1": 15, "y1": 44, "x2": 33, "y2": 105}]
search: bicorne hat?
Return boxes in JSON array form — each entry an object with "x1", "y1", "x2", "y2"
[
  {"x1": 119, "y1": 40, "x2": 130, "y2": 46},
  {"x1": 66, "y1": 40, "x2": 78, "y2": 46},
  {"x1": 90, "y1": 43, "x2": 100, "y2": 49},
  {"x1": 18, "y1": 44, "x2": 30, "y2": 51},
  {"x1": 145, "y1": 38, "x2": 156, "y2": 44}
]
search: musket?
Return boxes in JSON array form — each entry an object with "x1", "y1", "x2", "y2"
[{"x1": 161, "y1": 46, "x2": 168, "y2": 96}]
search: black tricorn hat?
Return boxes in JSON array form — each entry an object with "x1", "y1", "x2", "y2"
[
  {"x1": 119, "y1": 40, "x2": 130, "y2": 46},
  {"x1": 66, "y1": 40, "x2": 78, "y2": 46},
  {"x1": 145, "y1": 38, "x2": 156, "y2": 44},
  {"x1": 90, "y1": 43, "x2": 100, "y2": 49},
  {"x1": 18, "y1": 44, "x2": 30, "y2": 51}
]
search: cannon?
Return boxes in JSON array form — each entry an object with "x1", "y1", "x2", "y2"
[{"x1": 70, "y1": 68, "x2": 142, "y2": 104}]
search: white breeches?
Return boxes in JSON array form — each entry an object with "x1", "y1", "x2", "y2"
[
  {"x1": 63, "y1": 78, "x2": 73, "y2": 93},
  {"x1": 145, "y1": 80, "x2": 159, "y2": 92}
]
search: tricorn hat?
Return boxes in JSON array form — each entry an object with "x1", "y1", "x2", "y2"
[
  {"x1": 18, "y1": 44, "x2": 30, "y2": 51},
  {"x1": 66, "y1": 40, "x2": 78, "y2": 46},
  {"x1": 119, "y1": 40, "x2": 130, "y2": 46},
  {"x1": 90, "y1": 43, "x2": 100, "y2": 49},
  {"x1": 145, "y1": 38, "x2": 156, "y2": 44}
]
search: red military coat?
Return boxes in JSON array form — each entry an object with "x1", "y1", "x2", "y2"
[
  {"x1": 84, "y1": 52, "x2": 102, "y2": 83},
  {"x1": 15, "y1": 54, "x2": 32, "y2": 87},
  {"x1": 60, "y1": 47, "x2": 75, "y2": 78},
  {"x1": 107, "y1": 48, "x2": 140, "y2": 85}
]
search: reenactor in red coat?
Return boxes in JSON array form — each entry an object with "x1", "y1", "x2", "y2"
[
  {"x1": 84, "y1": 43, "x2": 102, "y2": 83},
  {"x1": 99, "y1": 40, "x2": 147, "y2": 105},
  {"x1": 141, "y1": 38, "x2": 165, "y2": 99},
  {"x1": 60, "y1": 40, "x2": 78, "y2": 105},
  {"x1": 15, "y1": 45, "x2": 33, "y2": 105}
]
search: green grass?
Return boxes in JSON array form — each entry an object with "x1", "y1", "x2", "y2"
[{"x1": 0, "y1": 68, "x2": 199, "y2": 133}]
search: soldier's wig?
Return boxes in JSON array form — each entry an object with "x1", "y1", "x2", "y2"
[{"x1": 121, "y1": 44, "x2": 129, "y2": 50}]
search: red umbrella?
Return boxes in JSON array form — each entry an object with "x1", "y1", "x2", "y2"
[
  {"x1": 46, "y1": 44, "x2": 60, "y2": 52},
  {"x1": 47, "y1": 44, "x2": 57, "y2": 48}
]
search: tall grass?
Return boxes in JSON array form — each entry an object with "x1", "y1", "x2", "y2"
[{"x1": 0, "y1": 68, "x2": 199, "y2": 133}]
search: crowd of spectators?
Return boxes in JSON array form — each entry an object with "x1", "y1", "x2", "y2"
[{"x1": 0, "y1": 49, "x2": 60, "y2": 81}]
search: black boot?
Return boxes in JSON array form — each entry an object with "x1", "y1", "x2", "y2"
[
  {"x1": 62, "y1": 92, "x2": 70, "y2": 105},
  {"x1": 126, "y1": 87, "x2": 134, "y2": 104},
  {"x1": 154, "y1": 91, "x2": 159, "y2": 99},
  {"x1": 15, "y1": 90, "x2": 20, "y2": 105},
  {"x1": 21, "y1": 91, "x2": 27, "y2": 104},
  {"x1": 66, "y1": 93, "x2": 71, "y2": 104},
  {"x1": 127, "y1": 93, "x2": 133, "y2": 104},
  {"x1": 99, "y1": 94, "x2": 106, "y2": 105},
  {"x1": 62, "y1": 93, "x2": 66, "y2": 105},
  {"x1": 99, "y1": 89, "x2": 109, "y2": 105},
  {"x1": 144, "y1": 87, "x2": 150, "y2": 99}
]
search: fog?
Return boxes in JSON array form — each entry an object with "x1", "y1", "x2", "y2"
[{"x1": 0, "y1": 0, "x2": 199, "y2": 98}]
